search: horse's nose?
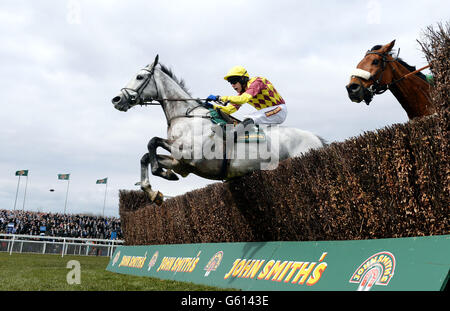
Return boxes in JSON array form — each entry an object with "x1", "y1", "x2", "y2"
[
  {"x1": 112, "y1": 94, "x2": 122, "y2": 104},
  {"x1": 346, "y1": 83, "x2": 361, "y2": 94}
]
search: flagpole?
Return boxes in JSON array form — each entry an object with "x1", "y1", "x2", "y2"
[
  {"x1": 13, "y1": 175, "x2": 21, "y2": 211},
  {"x1": 102, "y1": 181, "x2": 108, "y2": 217},
  {"x1": 22, "y1": 174, "x2": 29, "y2": 212},
  {"x1": 64, "y1": 178, "x2": 70, "y2": 214}
]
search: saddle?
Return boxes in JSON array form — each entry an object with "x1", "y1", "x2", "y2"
[
  {"x1": 208, "y1": 107, "x2": 239, "y2": 125},
  {"x1": 208, "y1": 108, "x2": 266, "y2": 143}
]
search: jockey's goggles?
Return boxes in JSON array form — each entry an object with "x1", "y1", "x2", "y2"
[{"x1": 227, "y1": 76, "x2": 241, "y2": 84}]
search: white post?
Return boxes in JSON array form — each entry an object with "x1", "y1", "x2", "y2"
[
  {"x1": 9, "y1": 235, "x2": 15, "y2": 255},
  {"x1": 7, "y1": 237, "x2": 11, "y2": 253},
  {"x1": 62, "y1": 238, "x2": 66, "y2": 258},
  {"x1": 112, "y1": 240, "x2": 116, "y2": 257},
  {"x1": 108, "y1": 240, "x2": 111, "y2": 258},
  {"x1": 43, "y1": 241, "x2": 46, "y2": 254}
]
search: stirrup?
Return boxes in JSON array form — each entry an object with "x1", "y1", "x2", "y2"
[
  {"x1": 234, "y1": 119, "x2": 265, "y2": 143},
  {"x1": 241, "y1": 118, "x2": 254, "y2": 127}
]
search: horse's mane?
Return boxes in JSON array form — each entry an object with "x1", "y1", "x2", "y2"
[
  {"x1": 370, "y1": 45, "x2": 428, "y2": 82},
  {"x1": 158, "y1": 64, "x2": 204, "y2": 104},
  {"x1": 159, "y1": 64, "x2": 191, "y2": 95}
]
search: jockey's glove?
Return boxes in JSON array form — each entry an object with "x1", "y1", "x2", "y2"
[
  {"x1": 206, "y1": 94, "x2": 220, "y2": 102},
  {"x1": 203, "y1": 101, "x2": 214, "y2": 109}
]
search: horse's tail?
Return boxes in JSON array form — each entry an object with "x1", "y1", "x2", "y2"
[{"x1": 317, "y1": 135, "x2": 328, "y2": 147}]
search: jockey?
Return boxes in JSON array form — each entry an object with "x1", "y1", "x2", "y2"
[{"x1": 206, "y1": 66, "x2": 287, "y2": 129}]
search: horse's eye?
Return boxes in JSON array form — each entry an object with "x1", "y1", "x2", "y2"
[
  {"x1": 372, "y1": 59, "x2": 380, "y2": 65},
  {"x1": 136, "y1": 75, "x2": 144, "y2": 80}
]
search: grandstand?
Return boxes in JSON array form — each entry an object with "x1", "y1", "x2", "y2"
[{"x1": 0, "y1": 209, "x2": 122, "y2": 240}]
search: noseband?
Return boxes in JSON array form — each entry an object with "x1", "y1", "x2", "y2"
[{"x1": 350, "y1": 49, "x2": 401, "y2": 104}]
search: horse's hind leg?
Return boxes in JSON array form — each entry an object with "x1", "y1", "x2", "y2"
[
  {"x1": 140, "y1": 152, "x2": 163, "y2": 205},
  {"x1": 148, "y1": 137, "x2": 179, "y2": 181}
]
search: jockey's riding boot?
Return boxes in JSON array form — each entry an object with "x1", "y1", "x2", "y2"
[
  {"x1": 242, "y1": 118, "x2": 255, "y2": 127},
  {"x1": 234, "y1": 118, "x2": 255, "y2": 141}
]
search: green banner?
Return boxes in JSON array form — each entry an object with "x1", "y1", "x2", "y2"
[
  {"x1": 106, "y1": 235, "x2": 449, "y2": 291},
  {"x1": 58, "y1": 174, "x2": 70, "y2": 180},
  {"x1": 15, "y1": 170, "x2": 28, "y2": 176}
]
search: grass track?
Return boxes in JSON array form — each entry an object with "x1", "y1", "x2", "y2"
[{"x1": 0, "y1": 253, "x2": 229, "y2": 291}]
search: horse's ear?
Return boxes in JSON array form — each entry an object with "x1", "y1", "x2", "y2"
[
  {"x1": 383, "y1": 40, "x2": 396, "y2": 53},
  {"x1": 154, "y1": 55, "x2": 159, "y2": 66}
]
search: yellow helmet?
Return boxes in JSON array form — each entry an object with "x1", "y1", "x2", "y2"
[{"x1": 224, "y1": 66, "x2": 249, "y2": 81}]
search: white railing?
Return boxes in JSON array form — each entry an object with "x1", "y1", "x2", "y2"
[{"x1": 0, "y1": 234, "x2": 123, "y2": 258}]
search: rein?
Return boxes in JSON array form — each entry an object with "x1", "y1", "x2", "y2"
[
  {"x1": 140, "y1": 98, "x2": 210, "y2": 105},
  {"x1": 139, "y1": 99, "x2": 214, "y2": 126},
  {"x1": 121, "y1": 65, "x2": 219, "y2": 126},
  {"x1": 391, "y1": 64, "x2": 431, "y2": 85},
  {"x1": 140, "y1": 100, "x2": 224, "y2": 127}
]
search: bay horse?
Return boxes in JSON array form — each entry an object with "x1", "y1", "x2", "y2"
[
  {"x1": 111, "y1": 55, "x2": 325, "y2": 205},
  {"x1": 346, "y1": 40, "x2": 436, "y2": 119}
]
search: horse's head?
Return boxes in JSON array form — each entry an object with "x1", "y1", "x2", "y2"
[
  {"x1": 112, "y1": 55, "x2": 160, "y2": 111},
  {"x1": 346, "y1": 40, "x2": 397, "y2": 105}
]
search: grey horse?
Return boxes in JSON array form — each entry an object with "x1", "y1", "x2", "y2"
[{"x1": 112, "y1": 55, "x2": 325, "y2": 205}]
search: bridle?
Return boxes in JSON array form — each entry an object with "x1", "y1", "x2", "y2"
[
  {"x1": 120, "y1": 65, "x2": 213, "y2": 126},
  {"x1": 353, "y1": 48, "x2": 431, "y2": 104},
  {"x1": 360, "y1": 49, "x2": 401, "y2": 96},
  {"x1": 120, "y1": 66, "x2": 157, "y2": 106}
]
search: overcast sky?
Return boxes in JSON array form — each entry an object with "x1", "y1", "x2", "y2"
[{"x1": 0, "y1": 0, "x2": 448, "y2": 217}]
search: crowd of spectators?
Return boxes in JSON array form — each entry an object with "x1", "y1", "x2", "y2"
[{"x1": 0, "y1": 209, "x2": 122, "y2": 240}]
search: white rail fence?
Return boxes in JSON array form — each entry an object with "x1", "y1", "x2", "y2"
[{"x1": 0, "y1": 234, "x2": 123, "y2": 258}]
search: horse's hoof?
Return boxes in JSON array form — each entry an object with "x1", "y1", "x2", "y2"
[
  {"x1": 165, "y1": 169, "x2": 179, "y2": 181},
  {"x1": 154, "y1": 191, "x2": 164, "y2": 205}
]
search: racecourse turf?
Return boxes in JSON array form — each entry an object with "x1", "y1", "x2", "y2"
[{"x1": 0, "y1": 252, "x2": 228, "y2": 291}]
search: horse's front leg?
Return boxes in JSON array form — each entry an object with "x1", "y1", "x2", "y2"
[
  {"x1": 148, "y1": 137, "x2": 179, "y2": 181},
  {"x1": 140, "y1": 152, "x2": 164, "y2": 205},
  {"x1": 156, "y1": 154, "x2": 191, "y2": 178}
]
